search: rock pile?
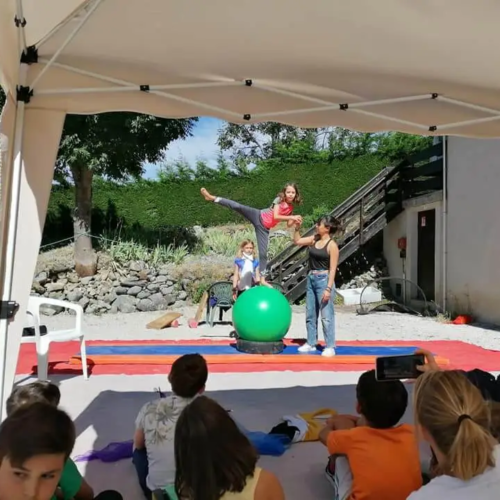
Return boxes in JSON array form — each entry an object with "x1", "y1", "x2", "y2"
[{"x1": 33, "y1": 261, "x2": 194, "y2": 316}]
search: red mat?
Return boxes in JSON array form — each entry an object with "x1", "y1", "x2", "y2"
[{"x1": 16, "y1": 339, "x2": 500, "y2": 376}]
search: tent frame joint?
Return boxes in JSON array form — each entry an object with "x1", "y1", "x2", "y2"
[
  {"x1": 243, "y1": 114, "x2": 251, "y2": 120},
  {"x1": 20, "y1": 45, "x2": 38, "y2": 65},
  {"x1": 340, "y1": 103, "x2": 348, "y2": 111},
  {"x1": 139, "y1": 85, "x2": 150, "y2": 92},
  {"x1": 16, "y1": 85, "x2": 33, "y2": 103},
  {"x1": 245, "y1": 79, "x2": 253, "y2": 87},
  {"x1": 14, "y1": 16, "x2": 26, "y2": 28},
  {"x1": 0, "y1": 301, "x2": 19, "y2": 321}
]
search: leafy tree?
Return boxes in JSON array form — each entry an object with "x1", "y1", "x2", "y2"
[
  {"x1": 215, "y1": 152, "x2": 234, "y2": 179},
  {"x1": 57, "y1": 113, "x2": 196, "y2": 276},
  {"x1": 0, "y1": 88, "x2": 5, "y2": 109},
  {"x1": 193, "y1": 159, "x2": 217, "y2": 181},
  {"x1": 217, "y1": 123, "x2": 308, "y2": 163},
  {"x1": 171, "y1": 157, "x2": 193, "y2": 181},
  {"x1": 218, "y1": 121, "x2": 434, "y2": 166},
  {"x1": 157, "y1": 162, "x2": 178, "y2": 183},
  {"x1": 233, "y1": 157, "x2": 251, "y2": 177},
  {"x1": 376, "y1": 132, "x2": 434, "y2": 163}
]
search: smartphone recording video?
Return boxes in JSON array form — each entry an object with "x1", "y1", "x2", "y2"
[{"x1": 375, "y1": 354, "x2": 425, "y2": 381}]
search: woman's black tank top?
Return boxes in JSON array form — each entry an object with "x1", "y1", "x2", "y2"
[{"x1": 308, "y1": 239, "x2": 331, "y2": 271}]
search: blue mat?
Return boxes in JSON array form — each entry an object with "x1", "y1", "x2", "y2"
[{"x1": 85, "y1": 344, "x2": 421, "y2": 356}]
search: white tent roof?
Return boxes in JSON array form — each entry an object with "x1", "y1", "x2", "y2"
[{"x1": 3, "y1": 0, "x2": 500, "y2": 136}]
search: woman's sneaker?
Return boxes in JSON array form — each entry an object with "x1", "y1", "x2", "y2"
[
  {"x1": 298, "y1": 343, "x2": 317, "y2": 353},
  {"x1": 322, "y1": 347, "x2": 336, "y2": 357}
]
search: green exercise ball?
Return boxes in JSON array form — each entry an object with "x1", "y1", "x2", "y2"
[{"x1": 233, "y1": 286, "x2": 292, "y2": 342}]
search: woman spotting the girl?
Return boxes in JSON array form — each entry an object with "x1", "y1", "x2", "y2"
[
  {"x1": 292, "y1": 215, "x2": 341, "y2": 357},
  {"x1": 200, "y1": 183, "x2": 302, "y2": 284}
]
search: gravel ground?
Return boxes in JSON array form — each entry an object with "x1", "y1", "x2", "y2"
[{"x1": 42, "y1": 305, "x2": 500, "y2": 351}]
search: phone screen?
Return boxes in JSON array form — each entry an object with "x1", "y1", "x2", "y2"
[{"x1": 375, "y1": 354, "x2": 425, "y2": 381}]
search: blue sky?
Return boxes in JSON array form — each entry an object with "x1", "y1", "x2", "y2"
[{"x1": 143, "y1": 117, "x2": 225, "y2": 179}]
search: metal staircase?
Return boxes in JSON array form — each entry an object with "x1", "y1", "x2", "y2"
[{"x1": 267, "y1": 142, "x2": 444, "y2": 302}]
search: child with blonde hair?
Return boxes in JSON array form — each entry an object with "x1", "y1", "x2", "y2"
[
  {"x1": 409, "y1": 369, "x2": 500, "y2": 499},
  {"x1": 232, "y1": 239, "x2": 260, "y2": 299}
]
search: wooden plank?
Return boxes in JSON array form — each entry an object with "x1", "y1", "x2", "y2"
[
  {"x1": 405, "y1": 143, "x2": 443, "y2": 165},
  {"x1": 406, "y1": 176, "x2": 443, "y2": 197},
  {"x1": 405, "y1": 158, "x2": 443, "y2": 179}
]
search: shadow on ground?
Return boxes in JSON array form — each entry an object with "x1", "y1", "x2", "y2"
[{"x1": 21, "y1": 374, "x2": 426, "y2": 500}]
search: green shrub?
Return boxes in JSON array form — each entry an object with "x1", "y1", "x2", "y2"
[
  {"x1": 198, "y1": 226, "x2": 290, "y2": 260},
  {"x1": 99, "y1": 236, "x2": 189, "y2": 266},
  {"x1": 46, "y1": 157, "x2": 385, "y2": 240}
]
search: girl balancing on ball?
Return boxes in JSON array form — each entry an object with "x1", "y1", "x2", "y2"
[
  {"x1": 293, "y1": 215, "x2": 341, "y2": 357},
  {"x1": 200, "y1": 183, "x2": 303, "y2": 285}
]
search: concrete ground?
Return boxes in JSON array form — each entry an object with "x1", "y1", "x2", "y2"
[
  {"x1": 43, "y1": 304, "x2": 500, "y2": 350},
  {"x1": 16, "y1": 306, "x2": 500, "y2": 499}
]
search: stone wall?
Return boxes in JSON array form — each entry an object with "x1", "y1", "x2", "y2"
[{"x1": 32, "y1": 257, "x2": 232, "y2": 316}]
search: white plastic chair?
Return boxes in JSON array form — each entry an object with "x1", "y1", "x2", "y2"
[{"x1": 23, "y1": 297, "x2": 88, "y2": 381}]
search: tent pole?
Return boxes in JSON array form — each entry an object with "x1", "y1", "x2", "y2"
[
  {"x1": 0, "y1": 97, "x2": 25, "y2": 421},
  {"x1": 435, "y1": 114, "x2": 500, "y2": 132},
  {"x1": 442, "y1": 136, "x2": 448, "y2": 312},
  {"x1": 37, "y1": 59, "x2": 243, "y2": 119},
  {"x1": 36, "y1": 81, "x2": 242, "y2": 96},
  {"x1": 30, "y1": 0, "x2": 104, "y2": 91}
]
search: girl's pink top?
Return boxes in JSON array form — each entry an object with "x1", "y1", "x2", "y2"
[{"x1": 260, "y1": 197, "x2": 293, "y2": 229}]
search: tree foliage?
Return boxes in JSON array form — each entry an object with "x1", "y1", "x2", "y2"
[
  {"x1": 217, "y1": 122, "x2": 434, "y2": 166},
  {"x1": 56, "y1": 112, "x2": 197, "y2": 276},
  {"x1": 56, "y1": 114, "x2": 196, "y2": 180}
]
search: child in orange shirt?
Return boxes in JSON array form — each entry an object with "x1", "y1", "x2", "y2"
[{"x1": 319, "y1": 370, "x2": 422, "y2": 500}]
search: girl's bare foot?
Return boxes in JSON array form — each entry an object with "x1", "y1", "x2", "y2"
[
  {"x1": 200, "y1": 188, "x2": 216, "y2": 202},
  {"x1": 260, "y1": 277, "x2": 273, "y2": 288}
]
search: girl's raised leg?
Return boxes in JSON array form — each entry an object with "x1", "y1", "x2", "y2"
[{"x1": 201, "y1": 187, "x2": 272, "y2": 286}]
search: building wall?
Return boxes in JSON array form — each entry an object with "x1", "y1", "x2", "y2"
[
  {"x1": 383, "y1": 193, "x2": 443, "y2": 306},
  {"x1": 446, "y1": 137, "x2": 500, "y2": 323}
]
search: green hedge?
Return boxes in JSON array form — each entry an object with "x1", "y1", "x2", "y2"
[{"x1": 45, "y1": 156, "x2": 385, "y2": 243}]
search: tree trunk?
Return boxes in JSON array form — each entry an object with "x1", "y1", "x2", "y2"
[{"x1": 71, "y1": 164, "x2": 97, "y2": 277}]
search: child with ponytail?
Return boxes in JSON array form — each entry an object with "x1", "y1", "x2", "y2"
[{"x1": 409, "y1": 369, "x2": 500, "y2": 499}]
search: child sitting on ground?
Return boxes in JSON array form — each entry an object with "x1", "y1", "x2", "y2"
[
  {"x1": 133, "y1": 353, "x2": 208, "y2": 499},
  {"x1": 319, "y1": 369, "x2": 422, "y2": 500},
  {"x1": 0, "y1": 402, "x2": 76, "y2": 500},
  {"x1": 5, "y1": 381, "x2": 119, "y2": 500}
]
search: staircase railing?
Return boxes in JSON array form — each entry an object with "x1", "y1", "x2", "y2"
[{"x1": 267, "y1": 142, "x2": 444, "y2": 302}]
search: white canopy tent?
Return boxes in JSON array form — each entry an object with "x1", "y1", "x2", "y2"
[{"x1": 1, "y1": 0, "x2": 500, "y2": 419}]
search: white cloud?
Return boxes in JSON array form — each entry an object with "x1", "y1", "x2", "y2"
[{"x1": 143, "y1": 117, "x2": 225, "y2": 179}]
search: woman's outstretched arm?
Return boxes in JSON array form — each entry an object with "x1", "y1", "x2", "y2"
[{"x1": 292, "y1": 224, "x2": 316, "y2": 247}]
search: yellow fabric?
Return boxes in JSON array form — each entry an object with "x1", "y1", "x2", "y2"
[
  {"x1": 300, "y1": 408, "x2": 337, "y2": 442},
  {"x1": 219, "y1": 467, "x2": 262, "y2": 500}
]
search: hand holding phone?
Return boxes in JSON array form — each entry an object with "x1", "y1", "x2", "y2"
[
  {"x1": 375, "y1": 354, "x2": 426, "y2": 381},
  {"x1": 414, "y1": 349, "x2": 440, "y2": 373}
]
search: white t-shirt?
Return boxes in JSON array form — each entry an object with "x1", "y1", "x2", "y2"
[
  {"x1": 407, "y1": 444, "x2": 500, "y2": 499},
  {"x1": 238, "y1": 254, "x2": 255, "y2": 290},
  {"x1": 135, "y1": 394, "x2": 193, "y2": 490}
]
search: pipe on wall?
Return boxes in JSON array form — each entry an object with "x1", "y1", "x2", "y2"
[{"x1": 441, "y1": 136, "x2": 448, "y2": 311}]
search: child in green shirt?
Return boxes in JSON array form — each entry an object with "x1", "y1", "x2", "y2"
[{"x1": 6, "y1": 381, "x2": 122, "y2": 500}]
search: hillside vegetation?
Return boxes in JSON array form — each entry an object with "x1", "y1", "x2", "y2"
[{"x1": 45, "y1": 156, "x2": 385, "y2": 244}]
